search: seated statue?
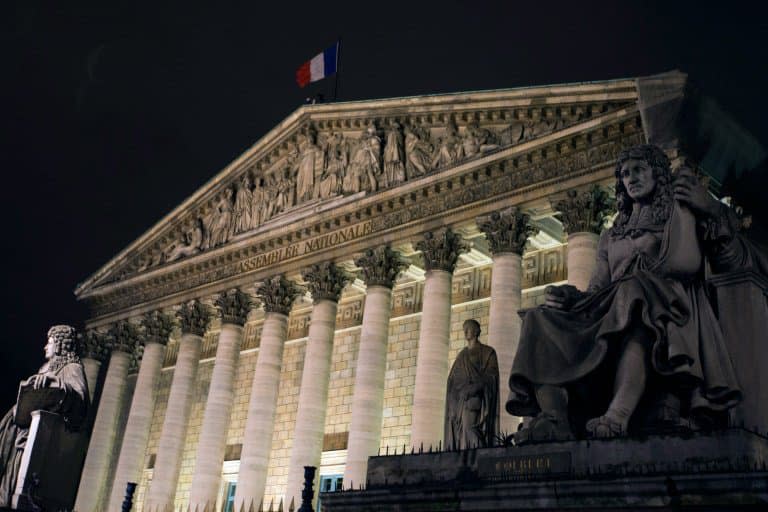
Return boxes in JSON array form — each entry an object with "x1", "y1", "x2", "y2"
[
  {"x1": 0, "y1": 325, "x2": 89, "y2": 506},
  {"x1": 445, "y1": 319, "x2": 499, "y2": 450},
  {"x1": 506, "y1": 144, "x2": 746, "y2": 443}
]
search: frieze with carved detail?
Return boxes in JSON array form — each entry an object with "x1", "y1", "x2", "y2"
[
  {"x1": 119, "y1": 104, "x2": 630, "y2": 278},
  {"x1": 85, "y1": 129, "x2": 644, "y2": 317}
]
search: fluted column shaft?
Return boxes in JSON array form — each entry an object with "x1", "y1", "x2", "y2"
[
  {"x1": 233, "y1": 312, "x2": 289, "y2": 510},
  {"x1": 75, "y1": 350, "x2": 132, "y2": 512},
  {"x1": 189, "y1": 322, "x2": 245, "y2": 509},
  {"x1": 567, "y1": 232, "x2": 599, "y2": 291},
  {"x1": 285, "y1": 298, "x2": 339, "y2": 507},
  {"x1": 107, "y1": 341, "x2": 167, "y2": 512},
  {"x1": 344, "y1": 285, "x2": 393, "y2": 487},
  {"x1": 410, "y1": 270, "x2": 453, "y2": 449},
  {"x1": 145, "y1": 332, "x2": 203, "y2": 510},
  {"x1": 488, "y1": 253, "x2": 522, "y2": 434}
]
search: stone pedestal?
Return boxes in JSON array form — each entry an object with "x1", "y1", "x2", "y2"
[
  {"x1": 566, "y1": 232, "x2": 599, "y2": 291},
  {"x1": 709, "y1": 270, "x2": 768, "y2": 434}
]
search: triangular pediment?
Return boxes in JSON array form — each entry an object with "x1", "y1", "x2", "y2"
[{"x1": 75, "y1": 79, "x2": 640, "y2": 302}]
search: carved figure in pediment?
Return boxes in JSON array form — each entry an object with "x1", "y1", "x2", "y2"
[
  {"x1": 325, "y1": 132, "x2": 349, "y2": 177},
  {"x1": 232, "y1": 175, "x2": 253, "y2": 235},
  {"x1": 250, "y1": 177, "x2": 267, "y2": 228},
  {"x1": 264, "y1": 173, "x2": 280, "y2": 219},
  {"x1": 431, "y1": 120, "x2": 460, "y2": 169},
  {"x1": 276, "y1": 167, "x2": 295, "y2": 212},
  {"x1": 404, "y1": 125, "x2": 433, "y2": 179},
  {"x1": 207, "y1": 188, "x2": 234, "y2": 248},
  {"x1": 318, "y1": 168, "x2": 340, "y2": 199},
  {"x1": 165, "y1": 218, "x2": 203, "y2": 262},
  {"x1": 498, "y1": 121, "x2": 526, "y2": 146},
  {"x1": 464, "y1": 121, "x2": 499, "y2": 156},
  {"x1": 350, "y1": 125, "x2": 382, "y2": 192},
  {"x1": 295, "y1": 131, "x2": 325, "y2": 203},
  {"x1": 383, "y1": 122, "x2": 406, "y2": 187}
]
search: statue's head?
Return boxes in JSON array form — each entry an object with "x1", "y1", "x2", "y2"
[
  {"x1": 463, "y1": 319, "x2": 481, "y2": 341},
  {"x1": 611, "y1": 144, "x2": 674, "y2": 235},
  {"x1": 46, "y1": 325, "x2": 78, "y2": 359}
]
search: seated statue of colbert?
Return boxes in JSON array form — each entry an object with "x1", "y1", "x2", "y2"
[
  {"x1": 506, "y1": 144, "x2": 750, "y2": 443},
  {"x1": 0, "y1": 325, "x2": 89, "y2": 507}
]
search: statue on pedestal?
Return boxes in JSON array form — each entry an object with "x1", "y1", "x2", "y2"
[
  {"x1": 0, "y1": 325, "x2": 89, "y2": 506},
  {"x1": 507, "y1": 145, "x2": 747, "y2": 443},
  {"x1": 445, "y1": 319, "x2": 499, "y2": 450}
]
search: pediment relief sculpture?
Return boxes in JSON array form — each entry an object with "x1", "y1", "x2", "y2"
[{"x1": 107, "y1": 100, "x2": 630, "y2": 282}]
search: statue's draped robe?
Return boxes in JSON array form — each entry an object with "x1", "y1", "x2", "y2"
[
  {"x1": 507, "y1": 202, "x2": 742, "y2": 421},
  {"x1": 0, "y1": 361, "x2": 89, "y2": 506},
  {"x1": 445, "y1": 343, "x2": 499, "y2": 450}
]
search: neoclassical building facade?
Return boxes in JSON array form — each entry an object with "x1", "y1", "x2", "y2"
[{"x1": 72, "y1": 73, "x2": 711, "y2": 511}]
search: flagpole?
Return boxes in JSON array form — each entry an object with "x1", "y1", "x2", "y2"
[{"x1": 333, "y1": 38, "x2": 342, "y2": 102}]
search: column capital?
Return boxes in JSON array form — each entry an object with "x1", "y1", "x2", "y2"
[
  {"x1": 355, "y1": 245, "x2": 408, "y2": 289},
  {"x1": 257, "y1": 275, "x2": 304, "y2": 315},
  {"x1": 551, "y1": 185, "x2": 614, "y2": 235},
  {"x1": 141, "y1": 311, "x2": 175, "y2": 346},
  {"x1": 108, "y1": 320, "x2": 141, "y2": 354},
  {"x1": 177, "y1": 300, "x2": 212, "y2": 336},
  {"x1": 476, "y1": 206, "x2": 536, "y2": 255},
  {"x1": 80, "y1": 330, "x2": 110, "y2": 362},
  {"x1": 215, "y1": 288, "x2": 254, "y2": 326},
  {"x1": 415, "y1": 227, "x2": 468, "y2": 273},
  {"x1": 302, "y1": 262, "x2": 352, "y2": 303}
]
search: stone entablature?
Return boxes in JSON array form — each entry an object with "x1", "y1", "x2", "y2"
[{"x1": 76, "y1": 83, "x2": 643, "y2": 324}]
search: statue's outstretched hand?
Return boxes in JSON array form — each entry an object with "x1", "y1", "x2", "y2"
[
  {"x1": 30, "y1": 374, "x2": 61, "y2": 390},
  {"x1": 674, "y1": 168, "x2": 721, "y2": 219},
  {"x1": 544, "y1": 284, "x2": 584, "y2": 310}
]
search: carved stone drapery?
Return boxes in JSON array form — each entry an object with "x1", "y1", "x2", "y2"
[
  {"x1": 80, "y1": 330, "x2": 110, "y2": 362},
  {"x1": 257, "y1": 275, "x2": 304, "y2": 315},
  {"x1": 214, "y1": 288, "x2": 253, "y2": 326},
  {"x1": 415, "y1": 228, "x2": 469, "y2": 273},
  {"x1": 552, "y1": 185, "x2": 615, "y2": 235},
  {"x1": 141, "y1": 311, "x2": 175, "y2": 346},
  {"x1": 476, "y1": 206, "x2": 536, "y2": 255},
  {"x1": 355, "y1": 245, "x2": 408, "y2": 289},
  {"x1": 302, "y1": 262, "x2": 352, "y2": 303},
  {"x1": 109, "y1": 320, "x2": 141, "y2": 354},
  {"x1": 177, "y1": 300, "x2": 212, "y2": 336}
]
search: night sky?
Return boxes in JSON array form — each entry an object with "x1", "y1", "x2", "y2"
[{"x1": 2, "y1": 1, "x2": 767, "y2": 409}]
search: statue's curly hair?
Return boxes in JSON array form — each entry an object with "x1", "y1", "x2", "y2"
[
  {"x1": 46, "y1": 324, "x2": 81, "y2": 371},
  {"x1": 610, "y1": 144, "x2": 674, "y2": 237}
]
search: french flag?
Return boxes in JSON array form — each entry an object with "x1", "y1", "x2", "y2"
[{"x1": 296, "y1": 42, "x2": 339, "y2": 88}]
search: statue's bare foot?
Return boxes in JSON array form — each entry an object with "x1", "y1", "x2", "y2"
[
  {"x1": 585, "y1": 414, "x2": 627, "y2": 438},
  {"x1": 514, "y1": 413, "x2": 573, "y2": 445}
]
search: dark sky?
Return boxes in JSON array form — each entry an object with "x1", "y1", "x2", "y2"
[{"x1": 1, "y1": 1, "x2": 767, "y2": 409}]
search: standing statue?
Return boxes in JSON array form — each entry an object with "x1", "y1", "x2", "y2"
[
  {"x1": 250, "y1": 177, "x2": 267, "y2": 229},
  {"x1": 404, "y1": 126, "x2": 432, "y2": 179},
  {"x1": 431, "y1": 120, "x2": 460, "y2": 169},
  {"x1": 0, "y1": 325, "x2": 89, "y2": 506},
  {"x1": 232, "y1": 175, "x2": 253, "y2": 235},
  {"x1": 383, "y1": 122, "x2": 406, "y2": 187},
  {"x1": 209, "y1": 188, "x2": 234, "y2": 247},
  {"x1": 507, "y1": 145, "x2": 743, "y2": 443},
  {"x1": 445, "y1": 319, "x2": 499, "y2": 450},
  {"x1": 295, "y1": 132, "x2": 325, "y2": 203},
  {"x1": 351, "y1": 126, "x2": 382, "y2": 192}
]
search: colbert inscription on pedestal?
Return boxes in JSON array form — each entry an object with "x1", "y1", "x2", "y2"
[{"x1": 477, "y1": 451, "x2": 571, "y2": 478}]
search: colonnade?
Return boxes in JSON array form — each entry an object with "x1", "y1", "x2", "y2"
[{"x1": 75, "y1": 192, "x2": 609, "y2": 512}]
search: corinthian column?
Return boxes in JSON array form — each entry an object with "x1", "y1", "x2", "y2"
[
  {"x1": 285, "y1": 262, "x2": 351, "y2": 508},
  {"x1": 552, "y1": 185, "x2": 614, "y2": 291},
  {"x1": 80, "y1": 330, "x2": 109, "y2": 402},
  {"x1": 145, "y1": 300, "x2": 211, "y2": 512},
  {"x1": 106, "y1": 311, "x2": 174, "y2": 512},
  {"x1": 75, "y1": 321, "x2": 139, "y2": 512},
  {"x1": 189, "y1": 289, "x2": 253, "y2": 511},
  {"x1": 344, "y1": 246, "x2": 408, "y2": 488},
  {"x1": 477, "y1": 207, "x2": 535, "y2": 435},
  {"x1": 411, "y1": 228, "x2": 468, "y2": 449},
  {"x1": 234, "y1": 276, "x2": 303, "y2": 511}
]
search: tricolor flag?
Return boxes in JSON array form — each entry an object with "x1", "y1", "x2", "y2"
[{"x1": 296, "y1": 42, "x2": 339, "y2": 88}]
